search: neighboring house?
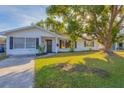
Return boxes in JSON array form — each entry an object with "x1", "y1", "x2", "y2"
[
  {"x1": 1, "y1": 25, "x2": 103, "y2": 56},
  {"x1": 115, "y1": 29, "x2": 124, "y2": 50},
  {"x1": 0, "y1": 37, "x2": 6, "y2": 53}
]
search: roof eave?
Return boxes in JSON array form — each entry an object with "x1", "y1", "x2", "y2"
[{"x1": 0, "y1": 25, "x2": 36, "y2": 35}]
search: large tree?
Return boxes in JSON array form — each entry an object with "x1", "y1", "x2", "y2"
[
  {"x1": 37, "y1": 17, "x2": 66, "y2": 34},
  {"x1": 38, "y1": 5, "x2": 124, "y2": 55}
]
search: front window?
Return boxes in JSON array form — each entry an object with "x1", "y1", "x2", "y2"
[
  {"x1": 59, "y1": 40, "x2": 65, "y2": 48},
  {"x1": 118, "y1": 43, "x2": 123, "y2": 49},
  {"x1": 59, "y1": 40, "x2": 77, "y2": 49},
  {"x1": 84, "y1": 40, "x2": 94, "y2": 47},
  {"x1": 65, "y1": 40, "x2": 71, "y2": 48},
  {"x1": 13, "y1": 37, "x2": 36, "y2": 49},
  {"x1": 13, "y1": 37, "x2": 25, "y2": 49},
  {"x1": 26, "y1": 38, "x2": 36, "y2": 48}
]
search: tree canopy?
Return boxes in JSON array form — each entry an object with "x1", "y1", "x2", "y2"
[{"x1": 37, "y1": 5, "x2": 124, "y2": 55}]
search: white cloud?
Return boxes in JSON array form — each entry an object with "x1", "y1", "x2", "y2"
[
  {"x1": 0, "y1": 5, "x2": 48, "y2": 31},
  {"x1": 14, "y1": 12, "x2": 40, "y2": 25}
]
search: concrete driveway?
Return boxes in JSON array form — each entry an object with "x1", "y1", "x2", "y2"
[{"x1": 0, "y1": 56, "x2": 35, "y2": 88}]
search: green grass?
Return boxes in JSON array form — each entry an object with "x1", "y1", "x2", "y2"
[{"x1": 35, "y1": 51, "x2": 124, "y2": 88}]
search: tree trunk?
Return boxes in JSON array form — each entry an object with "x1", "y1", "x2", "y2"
[
  {"x1": 104, "y1": 47, "x2": 113, "y2": 56},
  {"x1": 103, "y1": 41, "x2": 114, "y2": 56}
]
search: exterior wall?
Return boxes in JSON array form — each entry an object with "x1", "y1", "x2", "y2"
[
  {"x1": 58, "y1": 39, "x2": 103, "y2": 52},
  {"x1": 6, "y1": 27, "x2": 56, "y2": 55}
]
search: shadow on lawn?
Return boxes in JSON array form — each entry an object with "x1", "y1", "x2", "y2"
[{"x1": 35, "y1": 53, "x2": 124, "y2": 88}]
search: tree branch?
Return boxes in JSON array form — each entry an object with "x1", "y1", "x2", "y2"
[{"x1": 116, "y1": 15, "x2": 124, "y2": 27}]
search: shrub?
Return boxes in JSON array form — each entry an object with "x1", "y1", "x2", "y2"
[
  {"x1": 69, "y1": 47, "x2": 74, "y2": 52},
  {"x1": 38, "y1": 45, "x2": 45, "y2": 54}
]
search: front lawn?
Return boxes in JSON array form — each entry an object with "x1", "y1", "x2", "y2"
[{"x1": 35, "y1": 51, "x2": 124, "y2": 88}]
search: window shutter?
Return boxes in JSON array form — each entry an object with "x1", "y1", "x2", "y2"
[
  {"x1": 36, "y1": 38, "x2": 39, "y2": 49},
  {"x1": 10, "y1": 37, "x2": 13, "y2": 49}
]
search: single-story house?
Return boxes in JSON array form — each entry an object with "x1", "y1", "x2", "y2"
[{"x1": 0, "y1": 25, "x2": 113, "y2": 56}]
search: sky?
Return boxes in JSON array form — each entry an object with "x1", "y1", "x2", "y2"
[{"x1": 0, "y1": 5, "x2": 48, "y2": 32}]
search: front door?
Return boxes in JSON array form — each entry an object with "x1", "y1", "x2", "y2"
[{"x1": 46, "y1": 40, "x2": 52, "y2": 53}]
